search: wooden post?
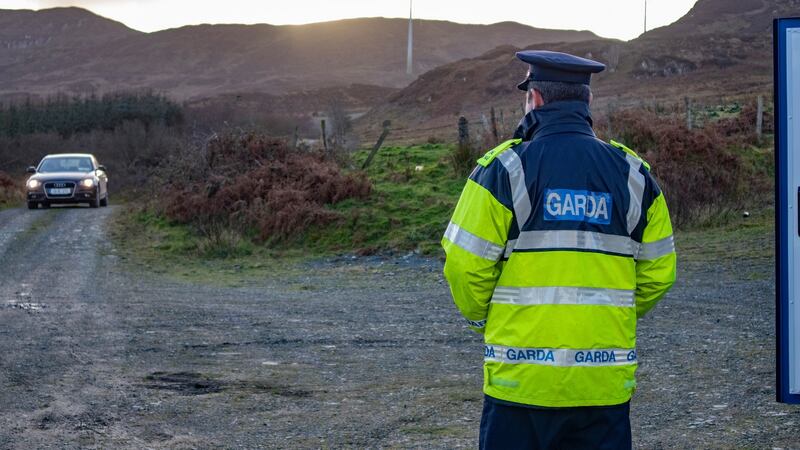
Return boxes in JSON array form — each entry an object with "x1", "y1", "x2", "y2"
[
  {"x1": 321, "y1": 119, "x2": 328, "y2": 155},
  {"x1": 490, "y1": 106, "x2": 499, "y2": 145},
  {"x1": 478, "y1": 114, "x2": 490, "y2": 146},
  {"x1": 458, "y1": 116, "x2": 470, "y2": 149},
  {"x1": 756, "y1": 95, "x2": 764, "y2": 144},
  {"x1": 362, "y1": 120, "x2": 391, "y2": 170},
  {"x1": 685, "y1": 97, "x2": 693, "y2": 130},
  {"x1": 291, "y1": 126, "x2": 299, "y2": 150},
  {"x1": 499, "y1": 109, "x2": 506, "y2": 140}
]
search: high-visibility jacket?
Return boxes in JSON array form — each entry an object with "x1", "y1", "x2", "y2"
[{"x1": 442, "y1": 101, "x2": 676, "y2": 408}]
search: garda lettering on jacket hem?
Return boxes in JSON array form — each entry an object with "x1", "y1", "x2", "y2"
[
  {"x1": 484, "y1": 345, "x2": 637, "y2": 366},
  {"x1": 544, "y1": 189, "x2": 612, "y2": 225}
]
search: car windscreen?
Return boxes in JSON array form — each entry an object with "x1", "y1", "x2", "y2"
[{"x1": 38, "y1": 157, "x2": 94, "y2": 173}]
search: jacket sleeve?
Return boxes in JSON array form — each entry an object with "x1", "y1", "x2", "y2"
[
  {"x1": 635, "y1": 190, "x2": 677, "y2": 318},
  {"x1": 442, "y1": 167, "x2": 513, "y2": 333}
]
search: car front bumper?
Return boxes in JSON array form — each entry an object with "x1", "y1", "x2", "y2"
[{"x1": 28, "y1": 188, "x2": 99, "y2": 204}]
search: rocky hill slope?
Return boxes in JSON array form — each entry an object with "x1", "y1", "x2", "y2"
[
  {"x1": 0, "y1": 7, "x2": 598, "y2": 100},
  {"x1": 357, "y1": 0, "x2": 799, "y2": 143}
]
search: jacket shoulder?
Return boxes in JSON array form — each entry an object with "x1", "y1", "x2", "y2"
[
  {"x1": 476, "y1": 138, "x2": 523, "y2": 167},
  {"x1": 608, "y1": 139, "x2": 651, "y2": 171}
]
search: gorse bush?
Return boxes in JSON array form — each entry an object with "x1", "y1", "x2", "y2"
[{"x1": 160, "y1": 130, "x2": 371, "y2": 244}]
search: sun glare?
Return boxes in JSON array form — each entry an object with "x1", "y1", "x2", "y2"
[{"x1": 3, "y1": 0, "x2": 698, "y2": 41}]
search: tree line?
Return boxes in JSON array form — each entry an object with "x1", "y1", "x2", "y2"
[{"x1": 0, "y1": 92, "x2": 184, "y2": 138}]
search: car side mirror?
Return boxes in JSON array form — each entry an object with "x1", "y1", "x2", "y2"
[
  {"x1": 97, "y1": 165, "x2": 107, "y2": 172},
  {"x1": 26, "y1": 166, "x2": 36, "y2": 174}
]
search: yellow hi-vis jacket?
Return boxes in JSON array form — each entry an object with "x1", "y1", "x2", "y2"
[{"x1": 442, "y1": 104, "x2": 676, "y2": 408}]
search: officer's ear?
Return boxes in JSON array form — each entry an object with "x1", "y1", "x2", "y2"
[
  {"x1": 529, "y1": 88, "x2": 545, "y2": 110},
  {"x1": 588, "y1": 91, "x2": 593, "y2": 105}
]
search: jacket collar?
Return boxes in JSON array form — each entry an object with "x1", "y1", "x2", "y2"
[{"x1": 513, "y1": 100, "x2": 595, "y2": 142}]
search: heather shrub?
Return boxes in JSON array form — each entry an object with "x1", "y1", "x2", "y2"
[
  {"x1": 0, "y1": 171, "x2": 24, "y2": 206},
  {"x1": 159, "y1": 130, "x2": 371, "y2": 244},
  {"x1": 597, "y1": 109, "x2": 770, "y2": 227},
  {"x1": 714, "y1": 101, "x2": 774, "y2": 144}
]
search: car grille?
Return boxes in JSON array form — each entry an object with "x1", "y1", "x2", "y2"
[{"x1": 44, "y1": 181, "x2": 76, "y2": 197}]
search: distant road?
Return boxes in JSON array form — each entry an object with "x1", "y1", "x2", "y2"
[{"x1": 0, "y1": 207, "x2": 796, "y2": 448}]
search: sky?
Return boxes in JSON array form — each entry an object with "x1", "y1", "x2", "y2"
[{"x1": 0, "y1": 0, "x2": 700, "y2": 41}]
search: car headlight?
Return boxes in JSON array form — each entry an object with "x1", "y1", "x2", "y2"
[
  {"x1": 27, "y1": 179, "x2": 41, "y2": 189},
  {"x1": 80, "y1": 178, "x2": 95, "y2": 188}
]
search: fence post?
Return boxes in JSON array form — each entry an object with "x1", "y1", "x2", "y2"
[
  {"x1": 499, "y1": 109, "x2": 506, "y2": 140},
  {"x1": 490, "y1": 106, "x2": 499, "y2": 145},
  {"x1": 685, "y1": 97, "x2": 693, "y2": 130},
  {"x1": 291, "y1": 126, "x2": 299, "y2": 150},
  {"x1": 361, "y1": 120, "x2": 391, "y2": 170},
  {"x1": 321, "y1": 119, "x2": 328, "y2": 155},
  {"x1": 458, "y1": 116, "x2": 470, "y2": 149},
  {"x1": 756, "y1": 95, "x2": 764, "y2": 144},
  {"x1": 606, "y1": 102, "x2": 615, "y2": 138}
]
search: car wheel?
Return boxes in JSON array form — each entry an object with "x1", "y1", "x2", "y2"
[
  {"x1": 90, "y1": 196, "x2": 100, "y2": 208},
  {"x1": 27, "y1": 201, "x2": 37, "y2": 210},
  {"x1": 100, "y1": 193, "x2": 108, "y2": 207}
]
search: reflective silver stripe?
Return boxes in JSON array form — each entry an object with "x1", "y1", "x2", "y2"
[
  {"x1": 625, "y1": 155, "x2": 646, "y2": 235},
  {"x1": 465, "y1": 318, "x2": 486, "y2": 328},
  {"x1": 504, "y1": 230, "x2": 638, "y2": 258},
  {"x1": 491, "y1": 286, "x2": 635, "y2": 307},
  {"x1": 484, "y1": 344, "x2": 637, "y2": 367},
  {"x1": 496, "y1": 149, "x2": 532, "y2": 231},
  {"x1": 443, "y1": 222, "x2": 504, "y2": 261},
  {"x1": 638, "y1": 235, "x2": 675, "y2": 260}
]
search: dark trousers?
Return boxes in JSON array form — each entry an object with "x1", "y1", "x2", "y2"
[{"x1": 479, "y1": 397, "x2": 632, "y2": 450}]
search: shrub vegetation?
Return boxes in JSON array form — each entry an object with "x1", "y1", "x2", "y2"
[
  {"x1": 0, "y1": 171, "x2": 24, "y2": 208},
  {"x1": 596, "y1": 105, "x2": 772, "y2": 227},
  {"x1": 0, "y1": 91, "x2": 774, "y2": 259},
  {"x1": 156, "y1": 130, "x2": 371, "y2": 250}
]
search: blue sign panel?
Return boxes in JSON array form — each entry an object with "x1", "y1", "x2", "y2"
[{"x1": 775, "y1": 17, "x2": 800, "y2": 404}]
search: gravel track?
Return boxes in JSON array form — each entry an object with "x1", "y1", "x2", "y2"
[{"x1": 0, "y1": 206, "x2": 797, "y2": 449}]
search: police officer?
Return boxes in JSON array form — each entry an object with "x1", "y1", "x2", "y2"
[{"x1": 442, "y1": 50, "x2": 676, "y2": 449}]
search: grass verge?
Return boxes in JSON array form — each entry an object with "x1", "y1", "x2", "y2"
[
  {"x1": 110, "y1": 208, "x2": 313, "y2": 286},
  {"x1": 303, "y1": 143, "x2": 463, "y2": 255},
  {"x1": 112, "y1": 144, "x2": 464, "y2": 276},
  {"x1": 112, "y1": 142, "x2": 775, "y2": 283},
  {"x1": 676, "y1": 208, "x2": 773, "y2": 266}
]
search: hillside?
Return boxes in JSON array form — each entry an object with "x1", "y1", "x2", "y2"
[
  {"x1": 0, "y1": 7, "x2": 598, "y2": 100},
  {"x1": 0, "y1": 7, "x2": 136, "y2": 46},
  {"x1": 357, "y1": 0, "x2": 799, "y2": 143}
]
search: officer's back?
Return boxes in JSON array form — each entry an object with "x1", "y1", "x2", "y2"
[{"x1": 442, "y1": 50, "x2": 676, "y2": 450}]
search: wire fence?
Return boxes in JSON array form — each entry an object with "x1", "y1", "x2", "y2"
[{"x1": 359, "y1": 94, "x2": 773, "y2": 150}]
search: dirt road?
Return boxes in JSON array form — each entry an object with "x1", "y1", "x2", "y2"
[{"x1": 0, "y1": 206, "x2": 797, "y2": 449}]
